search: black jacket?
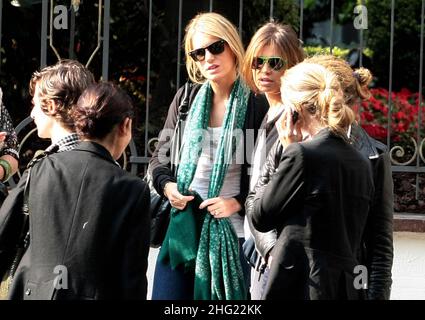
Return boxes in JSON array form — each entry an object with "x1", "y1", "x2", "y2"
[
  {"x1": 246, "y1": 124, "x2": 394, "y2": 299},
  {"x1": 1, "y1": 142, "x2": 151, "y2": 300},
  {"x1": 244, "y1": 111, "x2": 282, "y2": 265},
  {"x1": 149, "y1": 82, "x2": 268, "y2": 214},
  {"x1": 249, "y1": 129, "x2": 374, "y2": 300},
  {"x1": 350, "y1": 125, "x2": 394, "y2": 300}
]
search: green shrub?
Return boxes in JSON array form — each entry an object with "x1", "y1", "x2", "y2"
[{"x1": 304, "y1": 46, "x2": 350, "y2": 59}]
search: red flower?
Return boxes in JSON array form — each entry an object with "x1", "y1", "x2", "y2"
[
  {"x1": 360, "y1": 87, "x2": 424, "y2": 146},
  {"x1": 394, "y1": 111, "x2": 405, "y2": 120},
  {"x1": 361, "y1": 124, "x2": 388, "y2": 140},
  {"x1": 395, "y1": 122, "x2": 407, "y2": 133},
  {"x1": 362, "y1": 111, "x2": 375, "y2": 122}
]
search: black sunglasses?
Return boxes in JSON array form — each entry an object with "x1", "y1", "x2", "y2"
[
  {"x1": 252, "y1": 56, "x2": 286, "y2": 71},
  {"x1": 188, "y1": 39, "x2": 226, "y2": 62}
]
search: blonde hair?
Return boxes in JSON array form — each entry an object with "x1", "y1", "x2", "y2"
[
  {"x1": 184, "y1": 12, "x2": 244, "y2": 84},
  {"x1": 242, "y1": 22, "x2": 305, "y2": 93},
  {"x1": 281, "y1": 62, "x2": 355, "y2": 139},
  {"x1": 305, "y1": 54, "x2": 372, "y2": 107}
]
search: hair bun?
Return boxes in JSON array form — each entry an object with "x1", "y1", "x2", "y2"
[
  {"x1": 353, "y1": 67, "x2": 372, "y2": 87},
  {"x1": 72, "y1": 82, "x2": 134, "y2": 140}
]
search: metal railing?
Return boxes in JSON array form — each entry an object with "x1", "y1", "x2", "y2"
[
  {"x1": 0, "y1": 0, "x2": 424, "y2": 210},
  {"x1": 142, "y1": 0, "x2": 425, "y2": 210}
]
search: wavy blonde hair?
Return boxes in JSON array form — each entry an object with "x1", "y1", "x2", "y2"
[
  {"x1": 184, "y1": 12, "x2": 244, "y2": 84},
  {"x1": 281, "y1": 62, "x2": 355, "y2": 139},
  {"x1": 305, "y1": 54, "x2": 372, "y2": 107},
  {"x1": 242, "y1": 22, "x2": 305, "y2": 93}
]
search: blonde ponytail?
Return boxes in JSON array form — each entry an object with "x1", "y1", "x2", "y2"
[{"x1": 326, "y1": 92, "x2": 355, "y2": 138}]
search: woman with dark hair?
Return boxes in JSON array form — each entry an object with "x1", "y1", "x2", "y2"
[
  {"x1": 241, "y1": 21, "x2": 304, "y2": 299},
  {"x1": 2, "y1": 82, "x2": 150, "y2": 300},
  {"x1": 1, "y1": 59, "x2": 95, "y2": 299}
]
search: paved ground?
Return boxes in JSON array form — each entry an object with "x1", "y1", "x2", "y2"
[
  {"x1": 147, "y1": 232, "x2": 425, "y2": 300},
  {"x1": 391, "y1": 232, "x2": 425, "y2": 300},
  {"x1": 147, "y1": 248, "x2": 159, "y2": 300}
]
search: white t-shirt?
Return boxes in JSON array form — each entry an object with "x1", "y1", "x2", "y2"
[{"x1": 189, "y1": 126, "x2": 244, "y2": 237}]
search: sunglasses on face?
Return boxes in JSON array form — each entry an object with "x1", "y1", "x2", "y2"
[
  {"x1": 252, "y1": 56, "x2": 286, "y2": 71},
  {"x1": 188, "y1": 39, "x2": 226, "y2": 62}
]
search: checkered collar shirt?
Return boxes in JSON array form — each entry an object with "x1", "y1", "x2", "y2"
[{"x1": 45, "y1": 133, "x2": 80, "y2": 153}]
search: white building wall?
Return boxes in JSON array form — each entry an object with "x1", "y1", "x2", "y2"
[{"x1": 391, "y1": 232, "x2": 425, "y2": 300}]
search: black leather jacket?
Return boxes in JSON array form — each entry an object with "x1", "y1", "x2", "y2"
[{"x1": 245, "y1": 124, "x2": 394, "y2": 300}]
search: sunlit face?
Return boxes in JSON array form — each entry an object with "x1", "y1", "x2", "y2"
[
  {"x1": 252, "y1": 44, "x2": 286, "y2": 94},
  {"x1": 30, "y1": 83, "x2": 54, "y2": 139},
  {"x1": 191, "y1": 32, "x2": 236, "y2": 82}
]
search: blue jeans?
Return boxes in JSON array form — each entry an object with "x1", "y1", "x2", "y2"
[
  {"x1": 152, "y1": 238, "x2": 250, "y2": 300},
  {"x1": 151, "y1": 258, "x2": 194, "y2": 300}
]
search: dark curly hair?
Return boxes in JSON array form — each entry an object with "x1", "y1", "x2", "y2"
[{"x1": 29, "y1": 59, "x2": 95, "y2": 131}]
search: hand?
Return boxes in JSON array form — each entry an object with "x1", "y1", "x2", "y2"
[
  {"x1": 0, "y1": 132, "x2": 7, "y2": 143},
  {"x1": 276, "y1": 107, "x2": 302, "y2": 148},
  {"x1": 199, "y1": 197, "x2": 242, "y2": 219},
  {"x1": 164, "y1": 182, "x2": 194, "y2": 210}
]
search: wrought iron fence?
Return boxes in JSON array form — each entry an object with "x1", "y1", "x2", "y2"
[{"x1": 0, "y1": 0, "x2": 424, "y2": 214}]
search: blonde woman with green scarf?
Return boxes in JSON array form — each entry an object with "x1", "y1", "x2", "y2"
[{"x1": 149, "y1": 12, "x2": 268, "y2": 300}]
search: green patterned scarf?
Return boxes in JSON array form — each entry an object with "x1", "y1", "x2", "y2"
[{"x1": 158, "y1": 78, "x2": 249, "y2": 300}]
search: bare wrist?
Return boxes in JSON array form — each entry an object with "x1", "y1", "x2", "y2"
[
  {"x1": 163, "y1": 181, "x2": 173, "y2": 198},
  {"x1": 233, "y1": 198, "x2": 242, "y2": 212}
]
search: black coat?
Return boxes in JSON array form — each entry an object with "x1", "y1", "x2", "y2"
[
  {"x1": 246, "y1": 124, "x2": 394, "y2": 299},
  {"x1": 1, "y1": 142, "x2": 151, "y2": 300},
  {"x1": 149, "y1": 82, "x2": 268, "y2": 215},
  {"x1": 250, "y1": 129, "x2": 374, "y2": 300},
  {"x1": 350, "y1": 125, "x2": 394, "y2": 300}
]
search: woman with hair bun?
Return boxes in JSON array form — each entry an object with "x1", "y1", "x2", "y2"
[
  {"x1": 305, "y1": 54, "x2": 393, "y2": 300},
  {"x1": 248, "y1": 62, "x2": 374, "y2": 299},
  {"x1": 4, "y1": 82, "x2": 151, "y2": 300}
]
